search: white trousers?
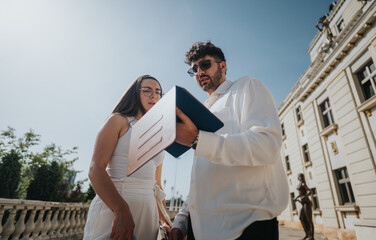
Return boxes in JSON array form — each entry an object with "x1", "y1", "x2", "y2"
[{"x1": 84, "y1": 178, "x2": 160, "y2": 240}]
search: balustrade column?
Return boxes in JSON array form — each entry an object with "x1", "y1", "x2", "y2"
[
  {"x1": 40, "y1": 209, "x2": 52, "y2": 239},
  {"x1": 23, "y1": 208, "x2": 36, "y2": 240},
  {"x1": 62, "y1": 208, "x2": 71, "y2": 237},
  {"x1": 32, "y1": 208, "x2": 45, "y2": 239},
  {"x1": 55, "y1": 208, "x2": 66, "y2": 237},
  {"x1": 12, "y1": 207, "x2": 27, "y2": 240},
  {"x1": 75, "y1": 211, "x2": 84, "y2": 233},
  {"x1": 0, "y1": 205, "x2": 5, "y2": 235},
  {"x1": 79, "y1": 209, "x2": 87, "y2": 234},
  {"x1": 2, "y1": 207, "x2": 17, "y2": 239},
  {"x1": 49, "y1": 208, "x2": 59, "y2": 238},
  {"x1": 68, "y1": 209, "x2": 76, "y2": 234},
  {"x1": 0, "y1": 199, "x2": 89, "y2": 240}
]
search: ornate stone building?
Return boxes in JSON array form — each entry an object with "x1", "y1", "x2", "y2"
[{"x1": 278, "y1": 0, "x2": 376, "y2": 239}]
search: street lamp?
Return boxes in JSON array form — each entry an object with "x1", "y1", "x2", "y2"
[
  {"x1": 170, "y1": 186, "x2": 174, "y2": 211},
  {"x1": 175, "y1": 191, "x2": 179, "y2": 211}
]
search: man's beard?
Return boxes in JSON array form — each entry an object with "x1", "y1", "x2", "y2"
[{"x1": 201, "y1": 65, "x2": 223, "y2": 92}]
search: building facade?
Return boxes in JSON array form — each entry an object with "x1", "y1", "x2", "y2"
[{"x1": 278, "y1": 0, "x2": 376, "y2": 239}]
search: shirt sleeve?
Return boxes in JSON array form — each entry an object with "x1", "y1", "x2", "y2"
[
  {"x1": 171, "y1": 195, "x2": 189, "y2": 235},
  {"x1": 195, "y1": 78, "x2": 282, "y2": 166}
]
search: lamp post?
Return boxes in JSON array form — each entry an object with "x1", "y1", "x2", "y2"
[
  {"x1": 170, "y1": 186, "x2": 174, "y2": 211},
  {"x1": 172, "y1": 157, "x2": 179, "y2": 211},
  {"x1": 175, "y1": 191, "x2": 179, "y2": 211}
]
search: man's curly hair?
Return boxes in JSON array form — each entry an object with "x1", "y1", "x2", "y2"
[{"x1": 185, "y1": 41, "x2": 226, "y2": 65}]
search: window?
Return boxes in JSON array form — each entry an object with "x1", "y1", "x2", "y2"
[
  {"x1": 356, "y1": 60, "x2": 376, "y2": 101},
  {"x1": 311, "y1": 187, "x2": 320, "y2": 210},
  {"x1": 281, "y1": 123, "x2": 285, "y2": 137},
  {"x1": 302, "y1": 144, "x2": 311, "y2": 163},
  {"x1": 335, "y1": 167, "x2": 355, "y2": 205},
  {"x1": 285, "y1": 155, "x2": 291, "y2": 171},
  {"x1": 290, "y1": 192, "x2": 297, "y2": 211},
  {"x1": 319, "y1": 98, "x2": 335, "y2": 128},
  {"x1": 336, "y1": 18, "x2": 345, "y2": 33},
  {"x1": 296, "y1": 106, "x2": 303, "y2": 122}
]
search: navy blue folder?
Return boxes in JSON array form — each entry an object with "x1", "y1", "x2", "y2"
[{"x1": 165, "y1": 86, "x2": 224, "y2": 158}]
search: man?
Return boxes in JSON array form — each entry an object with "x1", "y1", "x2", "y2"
[{"x1": 171, "y1": 41, "x2": 289, "y2": 240}]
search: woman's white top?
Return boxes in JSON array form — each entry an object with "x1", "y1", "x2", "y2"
[{"x1": 106, "y1": 116, "x2": 164, "y2": 180}]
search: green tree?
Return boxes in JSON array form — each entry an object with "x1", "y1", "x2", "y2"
[
  {"x1": 0, "y1": 127, "x2": 86, "y2": 201},
  {"x1": 26, "y1": 161, "x2": 64, "y2": 201},
  {"x1": 84, "y1": 184, "x2": 96, "y2": 203},
  {"x1": 0, "y1": 127, "x2": 39, "y2": 198},
  {"x1": 66, "y1": 180, "x2": 86, "y2": 203},
  {"x1": 0, "y1": 150, "x2": 22, "y2": 198}
]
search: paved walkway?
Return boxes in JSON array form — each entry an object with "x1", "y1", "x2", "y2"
[{"x1": 279, "y1": 225, "x2": 328, "y2": 240}]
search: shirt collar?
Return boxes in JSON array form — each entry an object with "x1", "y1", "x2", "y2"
[
  {"x1": 204, "y1": 80, "x2": 233, "y2": 108},
  {"x1": 212, "y1": 80, "x2": 233, "y2": 95}
]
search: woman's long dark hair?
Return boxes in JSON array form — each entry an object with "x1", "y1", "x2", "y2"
[{"x1": 112, "y1": 75, "x2": 162, "y2": 117}]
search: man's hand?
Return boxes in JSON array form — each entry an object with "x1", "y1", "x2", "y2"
[
  {"x1": 167, "y1": 227, "x2": 185, "y2": 240},
  {"x1": 176, "y1": 108, "x2": 198, "y2": 147},
  {"x1": 110, "y1": 204, "x2": 135, "y2": 240},
  {"x1": 160, "y1": 222, "x2": 170, "y2": 240}
]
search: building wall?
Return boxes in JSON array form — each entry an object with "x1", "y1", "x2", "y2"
[
  {"x1": 304, "y1": 101, "x2": 339, "y2": 228},
  {"x1": 278, "y1": 0, "x2": 376, "y2": 238}
]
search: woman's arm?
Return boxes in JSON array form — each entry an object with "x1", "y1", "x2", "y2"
[{"x1": 89, "y1": 114, "x2": 134, "y2": 240}]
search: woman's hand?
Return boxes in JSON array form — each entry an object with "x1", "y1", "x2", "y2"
[{"x1": 110, "y1": 203, "x2": 135, "y2": 240}]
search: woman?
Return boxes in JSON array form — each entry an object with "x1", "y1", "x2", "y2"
[
  {"x1": 294, "y1": 173, "x2": 314, "y2": 240},
  {"x1": 84, "y1": 75, "x2": 171, "y2": 240}
]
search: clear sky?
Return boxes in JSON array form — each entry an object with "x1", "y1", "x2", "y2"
[{"x1": 0, "y1": 0, "x2": 334, "y2": 200}]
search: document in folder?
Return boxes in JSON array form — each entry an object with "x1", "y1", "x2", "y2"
[{"x1": 127, "y1": 86, "x2": 224, "y2": 176}]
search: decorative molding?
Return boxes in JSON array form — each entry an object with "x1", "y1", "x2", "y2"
[
  {"x1": 335, "y1": 205, "x2": 359, "y2": 212},
  {"x1": 330, "y1": 141, "x2": 339, "y2": 155},
  {"x1": 313, "y1": 210, "x2": 322, "y2": 215},
  {"x1": 320, "y1": 124, "x2": 338, "y2": 139},
  {"x1": 357, "y1": 95, "x2": 376, "y2": 115},
  {"x1": 280, "y1": 5, "x2": 376, "y2": 114},
  {"x1": 304, "y1": 161, "x2": 312, "y2": 168},
  {"x1": 297, "y1": 120, "x2": 304, "y2": 127},
  {"x1": 364, "y1": 23, "x2": 372, "y2": 29}
]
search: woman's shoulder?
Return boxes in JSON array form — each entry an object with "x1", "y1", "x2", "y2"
[
  {"x1": 105, "y1": 113, "x2": 130, "y2": 132},
  {"x1": 107, "y1": 113, "x2": 129, "y2": 122}
]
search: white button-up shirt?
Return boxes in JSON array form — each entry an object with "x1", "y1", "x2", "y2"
[{"x1": 173, "y1": 76, "x2": 289, "y2": 240}]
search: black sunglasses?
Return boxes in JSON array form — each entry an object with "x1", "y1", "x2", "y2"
[{"x1": 187, "y1": 59, "x2": 222, "y2": 77}]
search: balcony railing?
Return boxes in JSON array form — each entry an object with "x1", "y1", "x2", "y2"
[{"x1": 0, "y1": 198, "x2": 89, "y2": 240}]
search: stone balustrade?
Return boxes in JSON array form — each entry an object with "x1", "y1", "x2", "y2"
[{"x1": 0, "y1": 198, "x2": 89, "y2": 240}]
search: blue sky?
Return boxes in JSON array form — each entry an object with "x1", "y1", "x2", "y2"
[{"x1": 0, "y1": 0, "x2": 334, "y2": 200}]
